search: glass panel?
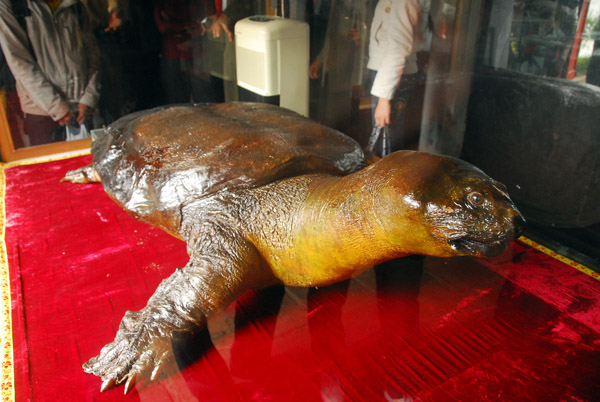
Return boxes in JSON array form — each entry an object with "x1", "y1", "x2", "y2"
[{"x1": 2, "y1": 1, "x2": 599, "y2": 400}]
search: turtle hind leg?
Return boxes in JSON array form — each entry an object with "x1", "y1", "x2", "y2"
[{"x1": 61, "y1": 164, "x2": 101, "y2": 183}]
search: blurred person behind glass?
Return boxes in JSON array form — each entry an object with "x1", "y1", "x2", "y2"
[
  {"x1": 0, "y1": 0, "x2": 101, "y2": 146},
  {"x1": 367, "y1": 0, "x2": 429, "y2": 151},
  {"x1": 154, "y1": 0, "x2": 194, "y2": 104},
  {"x1": 309, "y1": 0, "x2": 370, "y2": 133},
  {"x1": 200, "y1": 0, "x2": 256, "y2": 102},
  {"x1": 83, "y1": 0, "x2": 137, "y2": 123}
]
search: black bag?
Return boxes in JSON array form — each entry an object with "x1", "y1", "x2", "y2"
[{"x1": 364, "y1": 125, "x2": 390, "y2": 163}]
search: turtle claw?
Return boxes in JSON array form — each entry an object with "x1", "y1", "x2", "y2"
[
  {"x1": 100, "y1": 377, "x2": 116, "y2": 392},
  {"x1": 83, "y1": 309, "x2": 178, "y2": 392},
  {"x1": 151, "y1": 365, "x2": 162, "y2": 381},
  {"x1": 124, "y1": 374, "x2": 137, "y2": 395}
]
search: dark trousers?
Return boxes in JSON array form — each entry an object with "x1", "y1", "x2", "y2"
[{"x1": 23, "y1": 113, "x2": 63, "y2": 146}]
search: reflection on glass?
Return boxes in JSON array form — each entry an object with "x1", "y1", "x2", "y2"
[
  {"x1": 481, "y1": 0, "x2": 599, "y2": 81},
  {"x1": 1, "y1": 2, "x2": 599, "y2": 398}
]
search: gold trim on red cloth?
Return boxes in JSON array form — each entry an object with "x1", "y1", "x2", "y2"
[
  {"x1": 518, "y1": 236, "x2": 600, "y2": 282},
  {"x1": 0, "y1": 164, "x2": 14, "y2": 402}
]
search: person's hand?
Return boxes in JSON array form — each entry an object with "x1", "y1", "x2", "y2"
[
  {"x1": 309, "y1": 58, "x2": 322, "y2": 80},
  {"x1": 209, "y1": 13, "x2": 233, "y2": 42},
  {"x1": 77, "y1": 103, "x2": 93, "y2": 125},
  {"x1": 374, "y1": 97, "x2": 391, "y2": 127},
  {"x1": 105, "y1": 11, "x2": 123, "y2": 32},
  {"x1": 58, "y1": 111, "x2": 71, "y2": 126}
]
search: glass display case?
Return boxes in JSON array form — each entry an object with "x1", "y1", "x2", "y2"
[{"x1": 0, "y1": 0, "x2": 598, "y2": 400}]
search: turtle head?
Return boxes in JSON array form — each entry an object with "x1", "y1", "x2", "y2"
[{"x1": 367, "y1": 151, "x2": 526, "y2": 258}]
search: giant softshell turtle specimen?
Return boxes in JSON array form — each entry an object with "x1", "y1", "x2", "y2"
[{"x1": 64, "y1": 102, "x2": 525, "y2": 393}]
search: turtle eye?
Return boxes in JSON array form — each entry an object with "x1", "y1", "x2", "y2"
[{"x1": 467, "y1": 191, "x2": 484, "y2": 207}]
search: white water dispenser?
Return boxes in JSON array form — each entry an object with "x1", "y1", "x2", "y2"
[{"x1": 235, "y1": 16, "x2": 309, "y2": 116}]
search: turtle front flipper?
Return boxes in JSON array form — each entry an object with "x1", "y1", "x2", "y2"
[{"x1": 83, "y1": 228, "x2": 273, "y2": 394}]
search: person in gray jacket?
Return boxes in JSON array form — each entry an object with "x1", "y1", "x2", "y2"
[{"x1": 0, "y1": 0, "x2": 100, "y2": 145}]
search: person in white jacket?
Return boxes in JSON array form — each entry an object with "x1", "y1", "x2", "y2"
[
  {"x1": 0, "y1": 0, "x2": 100, "y2": 145},
  {"x1": 367, "y1": 0, "x2": 425, "y2": 142}
]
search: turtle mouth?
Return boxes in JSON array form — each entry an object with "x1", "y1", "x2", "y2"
[
  {"x1": 448, "y1": 237, "x2": 511, "y2": 257},
  {"x1": 442, "y1": 215, "x2": 526, "y2": 258}
]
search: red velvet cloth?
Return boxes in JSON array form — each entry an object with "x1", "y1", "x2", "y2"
[{"x1": 2, "y1": 155, "x2": 600, "y2": 401}]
